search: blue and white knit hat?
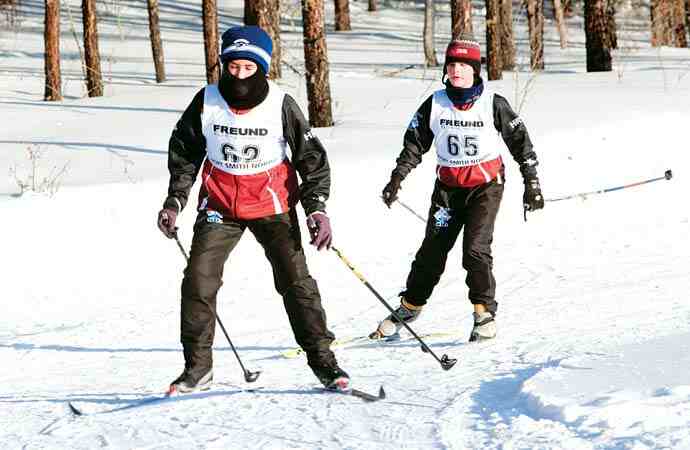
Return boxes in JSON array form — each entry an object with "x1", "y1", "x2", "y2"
[{"x1": 220, "y1": 26, "x2": 272, "y2": 74}]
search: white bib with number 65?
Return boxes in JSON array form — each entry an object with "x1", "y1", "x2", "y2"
[{"x1": 429, "y1": 89, "x2": 503, "y2": 168}]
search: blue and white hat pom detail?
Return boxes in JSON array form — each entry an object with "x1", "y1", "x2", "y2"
[{"x1": 220, "y1": 26, "x2": 273, "y2": 74}]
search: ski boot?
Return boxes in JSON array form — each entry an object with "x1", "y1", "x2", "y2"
[
  {"x1": 369, "y1": 298, "x2": 423, "y2": 339},
  {"x1": 469, "y1": 312, "x2": 496, "y2": 342},
  {"x1": 168, "y1": 367, "x2": 213, "y2": 395},
  {"x1": 308, "y1": 355, "x2": 350, "y2": 391}
]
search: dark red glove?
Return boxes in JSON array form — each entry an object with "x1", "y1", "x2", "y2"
[
  {"x1": 157, "y1": 208, "x2": 178, "y2": 239},
  {"x1": 307, "y1": 212, "x2": 332, "y2": 251}
]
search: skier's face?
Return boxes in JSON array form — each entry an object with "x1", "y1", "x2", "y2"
[
  {"x1": 446, "y1": 62, "x2": 474, "y2": 88},
  {"x1": 226, "y1": 59, "x2": 258, "y2": 79}
]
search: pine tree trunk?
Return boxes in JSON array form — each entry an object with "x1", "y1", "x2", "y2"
[
  {"x1": 2, "y1": 0, "x2": 19, "y2": 28},
  {"x1": 82, "y1": 0, "x2": 103, "y2": 97},
  {"x1": 202, "y1": 0, "x2": 220, "y2": 84},
  {"x1": 244, "y1": 0, "x2": 257, "y2": 25},
  {"x1": 44, "y1": 0, "x2": 62, "y2": 101},
  {"x1": 423, "y1": 0, "x2": 438, "y2": 66},
  {"x1": 451, "y1": 0, "x2": 473, "y2": 38},
  {"x1": 553, "y1": 0, "x2": 568, "y2": 48},
  {"x1": 147, "y1": 0, "x2": 166, "y2": 83},
  {"x1": 651, "y1": 0, "x2": 673, "y2": 46},
  {"x1": 252, "y1": 0, "x2": 282, "y2": 79},
  {"x1": 486, "y1": 0, "x2": 502, "y2": 79},
  {"x1": 335, "y1": 0, "x2": 351, "y2": 30},
  {"x1": 500, "y1": 0, "x2": 515, "y2": 70},
  {"x1": 301, "y1": 0, "x2": 333, "y2": 127},
  {"x1": 585, "y1": 0, "x2": 612, "y2": 71},
  {"x1": 673, "y1": 0, "x2": 687, "y2": 46},
  {"x1": 606, "y1": 0, "x2": 617, "y2": 49},
  {"x1": 368, "y1": 0, "x2": 377, "y2": 12},
  {"x1": 527, "y1": 0, "x2": 544, "y2": 70}
]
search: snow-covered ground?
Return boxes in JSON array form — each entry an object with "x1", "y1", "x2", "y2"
[{"x1": 1, "y1": 0, "x2": 689, "y2": 448}]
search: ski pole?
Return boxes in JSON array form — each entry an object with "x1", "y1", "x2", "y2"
[
  {"x1": 173, "y1": 230, "x2": 261, "y2": 383},
  {"x1": 546, "y1": 169, "x2": 673, "y2": 203},
  {"x1": 331, "y1": 246, "x2": 457, "y2": 371},
  {"x1": 381, "y1": 194, "x2": 427, "y2": 224},
  {"x1": 395, "y1": 198, "x2": 427, "y2": 223}
]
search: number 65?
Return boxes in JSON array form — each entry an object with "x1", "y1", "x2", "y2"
[{"x1": 447, "y1": 134, "x2": 478, "y2": 156}]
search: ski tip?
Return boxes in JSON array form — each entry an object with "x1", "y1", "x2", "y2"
[
  {"x1": 378, "y1": 386, "x2": 386, "y2": 400},
  {"x1": 68, "y1": 402, "x2": 83, "y2": 416}
]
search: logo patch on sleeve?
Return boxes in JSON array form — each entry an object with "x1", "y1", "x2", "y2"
[
  {"x1": 508, "y1": 117, "x2": 523, "y2": 130},
  {"x1": 408, "y1": 112, "x2": 421, "y2": 130}
]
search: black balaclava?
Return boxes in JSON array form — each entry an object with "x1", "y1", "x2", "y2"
[
  {"x1": 444, "y1": 74, "x2": 484, "y2": 109},
  {"x1": 218, "y1": 63, "x2": 269, "y2": 110}
]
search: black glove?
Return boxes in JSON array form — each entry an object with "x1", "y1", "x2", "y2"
[
  {"x1": 523, "y1": 177, "x2": 544, "y2": 221},
  {"x1": 382, "y1": 173, "x2": 403, "y2": 208}
]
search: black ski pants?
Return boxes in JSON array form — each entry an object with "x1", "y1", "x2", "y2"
[
  {"x1": 179, "y1": 209, "x2": 335, "y2": 374},
  {"x1": 402, "y1": 178, "x2": 504, "y2": 314}
]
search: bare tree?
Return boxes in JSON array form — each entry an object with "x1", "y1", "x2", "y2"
[
  {"x1": 147, "y1": 0, "x2": 166, "y2": 83},
  {"x1": 244, "y1": 0, "x2": 257, "y2": 24},
  {"x1": 585, "y1": 0, "x2": 612, "y2": 71},
  {"x1": 247, "y1": 0, "x2": 282, "y2": 79},
  {"x1": 334, "y1": 0, "x2": 351, "y2": 30},
  {"x1": 672, "y1": 0, "x2": 687, "y2": 46},
  {"x1": 486, "y1": 0, "x2": 502, "y2": 80},
  {"x1": 651, "y1": 0, "x2": 673, "y2": 46},
  {"x1": 527, "y1": 0, "x2": 544, "y2": 70},
  {"x1": 82, "y1": 0, "x2": 103, "y2": 97},
  {"x1": 423, "y1": 0, "x2": 438, "y2": 66},
  {"x1": 1, "y1": 0, "x2": 19, "y2": 27},
  {"x1": 202, "y1": 0, "x2": 220, "y2": 84},
  {"x1": 553, "y1": 0, "x2": 568, "y2": 48},
  {"x1": 606, "y1": 0, "x2": 618, "y2": 49},
  {"x1": 368, "y1": 0, "x2": 377, "y2": 12},
  {"x1": 44, "y1": 0, "x2": 62, "y2": 101},
  {"x1": 301, "y1": 0, "x2": 333, "y2": 126},
  {"x1": 500, "y1": 0, "x2": 515, "y2": 70},
  {"x1": 451, "y1": 0, "x2": 473, "y2": 38}
]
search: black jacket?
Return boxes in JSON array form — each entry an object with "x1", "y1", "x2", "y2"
[
  {"x1": 391, "y1": 91, "x2": 539, "y2": 181},
  {"x1": 164, "y1": 86, "x2": 331, "y2": 216}
]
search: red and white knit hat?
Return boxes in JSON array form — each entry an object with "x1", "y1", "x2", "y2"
[{"x1": 444, "y1": 32, "x2": 481, "y2": 75}]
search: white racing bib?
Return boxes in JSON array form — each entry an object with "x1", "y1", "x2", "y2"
[
  {"x1": 201, "y1": 81, "x2": 287, "y2": 175},
  {"x1": 429, "y1": 89, "x2": 503, "y2": 168}
]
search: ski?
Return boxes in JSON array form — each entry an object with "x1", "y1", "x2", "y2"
[
  {"x1": 68, "y1": 383, "x2": 262, "y2": 416},
  {"x1": 282, "y1": 330, "x2": 462, "y2": 358},
  {"x1": 68, "y1": 383, "x2": 384, "y2": 416},
  {"x1": 324, "y1": 385, "x2": 386, "y2": 403},
  {"x1": 68, "y1": 394, "x2": 172, "y2": 416}
]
